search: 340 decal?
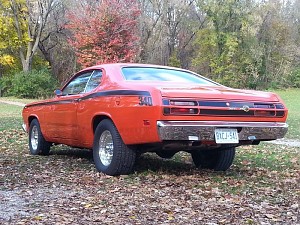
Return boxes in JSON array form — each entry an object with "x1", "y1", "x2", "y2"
[{"x1": 138, "y1": 96, "x2": 152, "y2": 106}]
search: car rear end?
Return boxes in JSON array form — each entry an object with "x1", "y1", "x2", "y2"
[{"x1": 157, "y1": 89, "x2": 288, "y2": 146}]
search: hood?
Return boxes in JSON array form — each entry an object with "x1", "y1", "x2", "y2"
[{"x1": 159, "y1": 85, "x2": 280, "y2": 102}]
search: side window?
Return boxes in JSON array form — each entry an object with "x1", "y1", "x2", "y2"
[
  {"x1": 62, "y1": 72, "x2": 93, "y2": 95},
  {"x1": 85, "y1": 70, "x2": 102, "y2": 93}
]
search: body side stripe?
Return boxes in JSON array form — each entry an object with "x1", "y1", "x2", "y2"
[{"x1": 25, "y1": 90, "x2": 151, "y2": 108}]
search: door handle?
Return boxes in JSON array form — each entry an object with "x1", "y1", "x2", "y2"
[{"x1": 73, "y1": 99, "x2": 81, "y2": 103}]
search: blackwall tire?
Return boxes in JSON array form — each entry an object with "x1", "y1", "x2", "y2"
[
  {"x1": 93, "y1": 119, "x2": 136, "y2": 176},
  {"x1": 192, "y1": 145, "x2": 236, "y2": 171},
  {"x1": 28, "y1": 119, "x2": 51, "y2": 155}
]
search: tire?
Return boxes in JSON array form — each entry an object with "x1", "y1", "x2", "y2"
[
  {"x1": 191, "y1": 145, "x2": 236, "y2": 171},
  {"x1": 28, "y1": 119, "x2": 51, "y2": 155},
  {"x1": 156, "y1": 150, "x2": 177, "y2": 159},
  {"x1": 93, "y1": 119, "x2": 136, "y2": 176}
]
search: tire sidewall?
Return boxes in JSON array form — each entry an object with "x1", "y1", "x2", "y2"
[
  {"x1": 192, "y1": 145, "x2": 235, "y2": 171},
  {"x1": 29, "y1": 119, "x2": 41, "y2": 155},
  {"x1": 192, "y1": 149, "x2": 217, "y2": 169},
  {"x1": 93, "y1": 120, "x2": 120, "y2": 175}
]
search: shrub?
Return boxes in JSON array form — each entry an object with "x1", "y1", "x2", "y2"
[
  {"x1": 0, "y1": 69, "x2": 58, "y2": 98},
  {"x1": 287, "y1": 68, "x2": 300, "y2": 88}
]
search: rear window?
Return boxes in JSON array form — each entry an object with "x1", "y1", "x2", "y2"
[{"x1": 122, "y1": 67, "x2": 217, "y2": 85}]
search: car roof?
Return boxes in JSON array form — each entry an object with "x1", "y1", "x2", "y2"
[{"x1": 82, "y1": 63, "x2": 189, "y2": 72}]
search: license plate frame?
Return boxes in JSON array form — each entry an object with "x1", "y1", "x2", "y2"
[{"x1": 214, "y1": 128, "x2": 239, "y2": 144}]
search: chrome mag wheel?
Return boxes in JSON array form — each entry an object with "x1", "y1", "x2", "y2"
[
  {"x1": 30, "y1": 125, "x2": 39, "y2": 151},
  {"x1": 98, "y1": 130, "x2": 114, "y2": 166}
]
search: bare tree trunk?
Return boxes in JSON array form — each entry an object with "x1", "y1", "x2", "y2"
[{"x1": 10, "y1": 0, "x2": 56, "y2": 72}]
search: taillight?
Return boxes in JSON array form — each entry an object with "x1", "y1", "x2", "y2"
[
  {"x1": 170, "y1": 100, "x2": 197, "y2": 106},
  {"x1": 170, "y1": 108, "x2": 198, "y2": 115},
  {"x1": 254, "y1": 110, "x2": 275, "y2": 116},
  {"x1": 163, "y1": 99, "x2": 198, "y2": 115}
]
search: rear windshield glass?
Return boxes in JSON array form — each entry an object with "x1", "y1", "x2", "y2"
[{"x1": 122, "y1": 67, "x2": 217, "y2": 85}]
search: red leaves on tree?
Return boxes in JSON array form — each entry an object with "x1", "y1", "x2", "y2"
[{"x1": 66, "y1": 0, "x2": 140, "y2": 67}]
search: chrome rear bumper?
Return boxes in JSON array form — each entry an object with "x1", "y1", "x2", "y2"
[
  {"x1": 22, "y1": 123, "x2": 27, "y2": 133},
  {"x1": 157, "y1": 121, "x2": 288, "y2": 142}
]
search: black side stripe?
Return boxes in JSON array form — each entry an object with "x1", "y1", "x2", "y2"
[
  {"x1": 25, "y1": 90, "x2": 151, "y2": 108},
  {"x1": 81, "y1": 90, "x2": 150, "y2": 101}
]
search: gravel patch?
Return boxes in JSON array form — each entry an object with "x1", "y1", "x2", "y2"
[
  {"x1": 0, "y1": 187, "x2": 83, "y2": 222},
  {"x1": 0, "y1": 100, "x2": 25, "y2": 107},
  {"x1": 269, "y1": 138, "x2": 300, "y2": 147}
]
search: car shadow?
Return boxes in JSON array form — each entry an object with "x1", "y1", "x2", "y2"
[
  {"x1": 50, "y1": 146, "x2": 93, "y2": 161},
  {"x1": 49, "y1": 146, "x2": 197, "y2": 175},
  {"x1": 49, "y1": 147, "x2": 248, "y2": 177},
  {"x1": 134, "y1": 153, "x2": 199, "y2": 175}
]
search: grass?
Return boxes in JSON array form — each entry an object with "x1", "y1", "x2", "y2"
[
  {"x1": 0, "y1": 103, "x2": 23, "y2": 131},
  {"x1": 274, "y1": 89, "x2": 300, "y2": 139}
]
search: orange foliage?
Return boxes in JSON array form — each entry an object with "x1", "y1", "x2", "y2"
[{"x1": 66, "y1": 0, "x2": 140, "y2": 67}]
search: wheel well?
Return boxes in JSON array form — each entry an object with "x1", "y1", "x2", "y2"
[
  {"x1": 93, "y1": 115, "x2": 111, "y2": 134},
  {"x1": 28, "y1": 116, "x2": 37, "y2": 125}
]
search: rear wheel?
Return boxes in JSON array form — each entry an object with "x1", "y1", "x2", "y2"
[
  {"x1": 93, "y1": 119, "x2": 136, "y2": 176},
  {"x1": 191, "y1": 145, "x2": 236, "y2": 171},
  {"x1": 28, "y1": 119, "x2": 51, "y2": 155}
]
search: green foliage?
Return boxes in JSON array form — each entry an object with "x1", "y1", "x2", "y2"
[
  {"x1": 286, "y1": 68, "x2": 300, "y2": 88},
  {"x1": 192, "y1": 0, "x2": 299, "y2": 89},
  {"x1": 168, "y1": 51, "x2": 181, "y2": 68},
  {"x1": 192, "y1": 28, "x2": 241, "y2": 87},
  {"x1": 0, "y1": 0, "x2": 29, "y2": 67},
  {"x1": 0, "y1": 68, "x2": 58, "y2": 98},
  {"x1": 192, "y1": 0, "x2": 250, "y2": 88}
]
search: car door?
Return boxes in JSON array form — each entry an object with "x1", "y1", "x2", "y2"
[
  {"x1": 46, "y1": 71, "x2": 93, "y2": 145},
  {"x1": 76, "y1": 70, "x2": 103, "y2": 146}
]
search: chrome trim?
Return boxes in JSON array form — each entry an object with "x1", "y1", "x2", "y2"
[
  {"x1": 98, "y1": 130, "x2": 114, "y2": 166},
  {"x1": 157, "y1": 121, "x2": 288, "y2": 142},
  {"x1": 22, "y1": 123, "x2": 27, "y2": 133},
  {"x1": 30, "y1": 125, "x2": 39, "y2": 150}
]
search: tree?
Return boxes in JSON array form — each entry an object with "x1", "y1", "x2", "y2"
[
  {"x1": 137, "y1": 0, "x2": 203, "y2": 68},
  {"x1": 0, "y1": 0, "x2": 26, "y2": 73},
  {"x1": 0, "y1": 0, "x2": 60, "y2": 72},
  {"x1": 38, "y1": 0, "x2": 76, "y2": 83},
  {"x1": 66, "y1": 0, "x2": 140, "y2": 67},
  {"x1": 0, "y1": 11, "x2": 15, "y2": 68},
  {"x1": 192, "y1": 0, "x2": 252, "y2": 86}
]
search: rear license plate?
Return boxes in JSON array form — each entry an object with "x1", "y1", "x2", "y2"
[{"x1": 214, "y1": 128, "x2": 239, "y2": 144}]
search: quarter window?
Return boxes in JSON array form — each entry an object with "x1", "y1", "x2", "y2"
[
  {"x1": 85, "y1": 70, "x2": 102, "y2": 93},
  {"x1": 62, "y1": 70, "x2": 102, "y2": 95}
]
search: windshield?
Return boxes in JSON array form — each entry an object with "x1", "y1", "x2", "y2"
[{"x1": 122, "y1": 67, "x2": 217, "y2": 85}]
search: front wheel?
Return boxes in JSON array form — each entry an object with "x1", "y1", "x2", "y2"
[
  {"x1": 191, "y1": 145, "x2": 236, "y2": 171},
  {"x1": 28, "y1": 119, "x2": 51, "y2": 155},
  {"x1": 93, "y1": 119, "x2": 136, "y2": 176}
]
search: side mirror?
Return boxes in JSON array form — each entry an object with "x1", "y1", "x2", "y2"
[{"x1": 54, "y1": 89, "x2": 63, "y2": 96}]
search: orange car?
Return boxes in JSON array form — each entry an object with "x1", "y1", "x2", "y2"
[{"x1": 22, "y1": 63, "x2": 288, "y2": 175}]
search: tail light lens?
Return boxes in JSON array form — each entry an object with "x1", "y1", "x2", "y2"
[
  {"x1": 170, "y1": 108, "x2": 198, "y2": 115},
  {"x1": 254, "y1": 110, "x2": 275, "y2": 117},
  {"x1": 170, "y1": 100, "x2": 197, "y2": 106},
  {"x1": 163, "y1": 100, "x2": 198, "y2": 115}
]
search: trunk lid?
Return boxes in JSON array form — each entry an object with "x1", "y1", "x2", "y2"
[{"x1": 159, "y1": 85, "x2": 279, "y2": 102}]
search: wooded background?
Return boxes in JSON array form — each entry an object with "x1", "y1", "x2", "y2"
[{"x1": 1, "y1": 0, "x2": 300, "y2": 97}]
